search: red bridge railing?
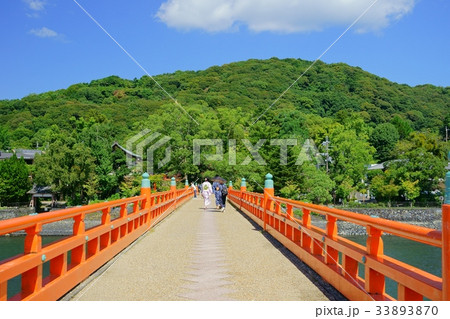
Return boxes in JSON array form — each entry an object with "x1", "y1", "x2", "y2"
[
  {"x1": 0, "y1": 173, "x2": 193, "y2": 301},
  {"x1": 228, "y1": 174, "x2": 450, "y2": 301}
]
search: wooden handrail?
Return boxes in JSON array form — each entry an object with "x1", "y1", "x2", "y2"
[
  {"x1": 274, "y1": 196, "x2": 442, "y2": 247},
  {"x1": 0, "y1": 196, "x2": 146, "y2": 236},
  {"x1": 228, "y1": 187, "x2": 448, "y2": 301},
  {"x1": 0, "y1": 175, "x2": 193, "y2": 301}
]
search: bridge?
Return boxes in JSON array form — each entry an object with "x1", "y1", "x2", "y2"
[{"x1": 0, "y1": 173, "x2": 449, "y2": 301}]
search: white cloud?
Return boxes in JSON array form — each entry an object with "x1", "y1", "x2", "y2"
[
  {"x1": 156, "y1": 0, "x2": 415, "y2": 33},
  {"x1": 24, "y1": 0, "x2": 47, "y2": 18},
  {"x1": 24, "y1": 0, "x2": 46, "y2": 11},
  {"x1": 29, "y1": 27, "x2": 58, "y2": 38}
]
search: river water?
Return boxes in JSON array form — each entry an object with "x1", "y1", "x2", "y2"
[
  {"x1": 345, "y1": 235, "x2": 441, "y2": 300},
  {"x1": 0, "y1": 236, "x2": 65, "y2": 299},
  {"x1": 0, "y1": 235, "x2": 442, "y2": 300}
]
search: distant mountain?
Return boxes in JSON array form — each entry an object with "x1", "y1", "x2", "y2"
[{"x1": 1, "y1": 57, "x2": 449, "y2": 149}]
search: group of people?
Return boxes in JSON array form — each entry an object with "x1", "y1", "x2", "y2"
[{"x1": 194, "y1": 177, "x2": 228, "y2": 211}]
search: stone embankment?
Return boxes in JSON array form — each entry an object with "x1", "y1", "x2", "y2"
[
  {"x1": 0, "y1": 207, "x2": 34, "y2": 220},
  {"x1": 0, "y1": 207, "x2": 126, "y2": 236},
  {"x1": 310, "y1": 207, "x2": 442, "y2": 236}
]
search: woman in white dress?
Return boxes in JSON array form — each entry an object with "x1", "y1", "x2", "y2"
[{"x1": 201, "y1": 178, "x2": 213, "y2": 210}]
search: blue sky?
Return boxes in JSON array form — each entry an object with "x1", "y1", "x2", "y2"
[{"x1": 0, "y1": 0, "x2": 449, "y2": 100}]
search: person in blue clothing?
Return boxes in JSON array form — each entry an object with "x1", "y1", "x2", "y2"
[
  {"x1": 220, "y1": 180, "x2": 228, "y2": 212},
  {"x1": 212, "y1": 178, "x2": 223, "y2": 210}
]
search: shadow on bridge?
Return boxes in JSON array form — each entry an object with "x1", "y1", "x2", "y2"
[{"x1": 232, "y1": 203, "x2": 346, "y2": 301}]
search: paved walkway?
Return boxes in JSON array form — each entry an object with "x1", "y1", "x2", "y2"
[{"x1": 67, "y1": 198, "x2": 341, "y2": 301}]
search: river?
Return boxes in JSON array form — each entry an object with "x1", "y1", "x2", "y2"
[{"x1": 0, "y1": 236, "x2": 65, "y2": 299}]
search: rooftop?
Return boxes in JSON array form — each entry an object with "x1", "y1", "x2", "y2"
[
  {"x1": 111, "y1": 142, "x2": 142, "y2": 160},
  {"x1": 0, "y1": 149, "x2": 42, "y2": 161}
]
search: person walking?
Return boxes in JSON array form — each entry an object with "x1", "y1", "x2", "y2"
[
  {"x1": 201, "y1": 178, "x2": 213, "y2": 210},
  {"x1": 191, "y1": 182, "x2": 197, "y2": 198},
  {"x1": 220, "y1": 181, "x2": 228, "y2": 212},
  {"x1": 212, "y1": 178, "x2": 223, "y2": 209}
]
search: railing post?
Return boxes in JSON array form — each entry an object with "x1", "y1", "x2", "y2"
[
  {"x1": 24, "y1": 224, "x2": 42, "y2": 254},
  {"x1": 325, "y1": 216, "x2": 338, "y2": 266},
  {"x1": 264, "y1": 173, "x2": 274, "y2": 231},
  {"x1": 443, "y1": 204, "x2": 450, "y2": 300},
  {"x1": 171, "y1": 177, "x2": 177, "y2": 206},
  {"x1": 101, "y1": 207, "x2": 111, "y2": 225},
  {"x1": 240, "y1": 178, "x2": 246, "y2": 210},
  {"x1": 226, "y1": 181, "x2": 232, "y2": 207},
  {"x1": 444, "y1": 151, "x2": 450, "y2": 205},
  {"x1": 365, "y1": 226, "x2": 385, "y2": 296},
  {"x1": 170, "y1": 177, "x2": 176, "y2": 192},
  {"x1": 73, "y1": 213, "x2": 85, "y2": 235},
  {"x1": 22, "y1": 224, "x2": 43, "y2": 296},
  {"x1": 442, "y1": 154, "x2": 450, "y2": 300},
  {"x1": 302, "y1": 208, "x2": 312, "y2": 252},
  {"x1": 185, "y1": 178, "x2": 189, "y2": 189},
  {"x1": 0, "y1": 281, "x2": 6, "y2": 301},
  {"x1": 286, "y1": 204, "x2": 293, "y2": 239},
  {"x1": 141, "y1": 173, "x2": 151, "y2": 222}
]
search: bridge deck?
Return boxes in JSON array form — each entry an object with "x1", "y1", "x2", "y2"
[{"x1": 65, "y1": 198, "x2": 341, "y2": 301}]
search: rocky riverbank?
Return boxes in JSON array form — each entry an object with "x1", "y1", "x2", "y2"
[
  {"x1": 0, "y1": 207, "x2": 124, "y2": 236},
  {"x1": 310, "y1": 207, "x2": 442, "y2": 236},
  {"x1": 0, "y1": 207, "x2": 34, "y2": 220}
]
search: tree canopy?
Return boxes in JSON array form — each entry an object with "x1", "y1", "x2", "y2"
[
  {"x1": 1, "y1": 58, "x2": 449, "y2": 206},
  {"x1": 0, "y1": 154, "x2": 30, "y2": 205}
]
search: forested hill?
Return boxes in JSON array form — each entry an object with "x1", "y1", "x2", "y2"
[
  {"x1": 1, "y1": 57, "x2": 449, "y2": 148},
  {"x1": 1, "y1": 57, "x2": 449, "y2": 206}
]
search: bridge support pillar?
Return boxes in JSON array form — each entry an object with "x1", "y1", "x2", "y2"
[{"x1": 264, "y1": 174, "x2": 274, "y2": 231}]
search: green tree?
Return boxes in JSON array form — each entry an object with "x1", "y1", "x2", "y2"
[
  {"x1": 0, "y1": 125, "x2": 10, "y2": 150},
  {"x1": 300, "y1": 164, "x2": 335, "y2": 204},
  {"x1": 1, "y1": 57, "x2": 449, "y2": 204},
  {"x1": 328, "y1": 122, "x2": 375, "y2": 197},
  {"x1": 391, "y1": 116, "x2": 413, "y2": 139},
  {"x1": 0, "y1": 154, "x2": 31, "y2": 205},
  {"x1": 370, "y1": 173, "x2": 400, "y2": 206},
  {"x1": 279, "y1": 182, "x2": 300, "y2": 199},
  {"x1": 119, "y1": 174, "x2": 142, "y2": 198},
  {"x1": 370, "y1": 123, "x2": 399, "y2": 162},
  {"x1": 391, "y1": 132, "x2": 447, "y2": 202},
  {"x1": 401, "y1": 179, "x2": 420, "y2": 206},
  {"x1": 336, "y1": 177, "x2": 354, "y2": 204},
  {"x1": 78, "y1": 122, "x2": 119, "y2": 199}
]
